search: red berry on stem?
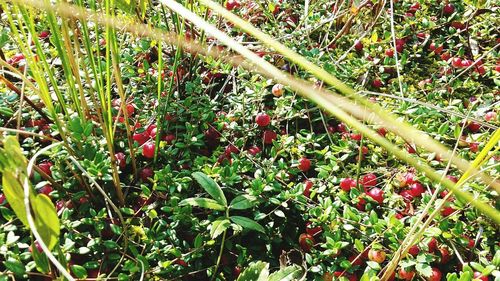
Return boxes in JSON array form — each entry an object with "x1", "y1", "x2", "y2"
[
  {"x1": 38, "y1": 161, "x2": 53, "y2": 176},
  {"x1": 398, "y1": 268, "x2": 415, "y2": 281},
  {"x1": 39, "y1": 184, "x2": 53, "y2": 197},
  {"x1": 299, "y1": 233, "x2": 315, "y2": 252},
  {"x1": 408, "y1": 182, "x2": 425, "y2": 197},
  {"x1": 362, "y1": 173, "x2": 377, "y2": 188},
  {"x1": 408, "y1": 245, "x2": 420, "y2": 256},
  {"x1": 485, "y1": 112, "x2": 497, "y2": 122},
  {"x1": 443, "y1": 4, "x2": 455, "y2": 15},
  {"x1": 142, "y1": 142, "x2": 155, "y2": 158},
  {"x1": 248, "y1": 146, "x2": 261, "y2": 156},
  {"x1": 428, "y1": 268, "x2": 442, "y2": 281},
  {"x1": 428, "y1": 238, "x2": 438, "y2": 253},
  {"x1": 385, "y1": 48, "x2": 394, "y2": 57},
  {"x1": 303, "y1": 180, "x2": 313, "y2": 197},
  {"x1": 473, "y1": 272, "x2": 488, "y2": 281},
  {"x1": 340, "y1": 178, "x2": 356, "y2": 192},
  {"x1": 367, "y1": 188, "x2": 384, "y2": 204},
  {"x1": 263, "y1": 130, "x2": 277, "y2": 144},
  {"x1": 140, "y1": 167, "x2": 153, "y2": 181},
  {"x1": 298, "y1": 157, "x2": 311, "y2": 172},
  {"x1": 255, "y1": 112, "x2": 271, "y2": 127},
  {"x1": 354, "y1": 40, "x2": 363, "y2": 52}
]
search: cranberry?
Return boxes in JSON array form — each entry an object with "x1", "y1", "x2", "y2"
[
  {"x1": 303, "y1": 180, "x2": 313, "y2": 198},
  {"x1": 255, "y1": 112, "x2": 271, "y2": 127},
  {"x1": 140, "y1": 167, "x2": 153, "y2": 181},
  {"x1": 298, "y1": 157, "x2": 311, "y2": 172},
  {"x1": 263, "y1": 130, "x2": 277, "y2": 144},
  {"x1": 408, "y1": 245, "x2": 420, "y2": 256},
  {"x1": 385, "y1": 48, "x2": 394, "y2": 57},
  {"x1": 115, "y1": 152, "x2": 126, "y2": 168},
  {"x1": 452, "y1": 58, "x2": 462, "y2": 68},
  {"x1": 372, "y1": 79, "x2": 383, "y2": 88},
  {"x1": 305, "y1": 221, "x2": 322, "y2": 236},
  {"x1": 38, "y1": 161, "x2": 53, "y2": 176},
  {"x1": 340, "y1": 178, "x2": 357, "y2": 192},
  {"x1": 354, "y1": 40, "x2": 363, "y2": 52},
  {"x1": 142, "y1": 142, "x2": 156, "y2": 158},
  {"x1": 442, "y1": 3, "x2": 455, "y2": 15},
  {"x1": 225, "y1": 0, "x2": 240, "y2": 10},
  {"x1": 473, "y1": 272, "x2": 488, "y2": 281},
  {"x1": 428, "y1": 238, "x2": 438, "y2": 253},
  {"x1": 38, "y1": 184, "x2": 53, "y2": 197},
  {"x1": 361, "y1": 173, "x2": 377, "y2": 187},
  {"x1": 398, "y1": 268, "x2": 415, "y2": 281},
  {"x1": 408, "y1": 182, "x2": 425, "y2": 197},
  {"x1": 441, "y1": 206, "x2": 456, "y2": 217},
  {"x1": 247, "y1": 146, "x2": 261, "y2": 156},
  {"x1": 367, "y1": 188, "x2": 384, "y2": 204},
  {"x1": 272, "y1": 84, "x2": 284, "y2": 97},
  {"x1": 299, "y1": 233, "x2": 315, "y2": 252},
  {"x1": 485, "y1": 112, "x2": 497, "y2": 121},
  {"x1": 428, "y1": 268, "x2": 442, "y2": 281},
  {"x1": 400, "y1": 190, "x2": 414, "y2": 201}
]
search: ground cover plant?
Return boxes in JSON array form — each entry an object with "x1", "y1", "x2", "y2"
[{"x1": 0, "y1": 0, "x2": 499, "y2": 280}]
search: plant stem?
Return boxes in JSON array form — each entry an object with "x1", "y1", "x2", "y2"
[{"x1": 211, "y1": 209, "x2": 229, "y2": 281}]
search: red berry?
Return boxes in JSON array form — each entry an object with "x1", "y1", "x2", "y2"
[
  {"x1": 39, "y1": 184, "x2": 53, "y2": 197},
  {"x1": 439, "y1": 247, "x2": 451, "y2": 264},
  {"x1": 299, "y1": 233, "x2": 315, "y2": 252},
  {"x1": 367, "y1": 188, "x2": 384, "y2": 204},
  {"x1": 305, "y1": 222, "x2": 322, "y2": 236},
  {"x1": 452, "y1": 58, "x2": 462, "y2": 68},
  {"x1": 303, "y1": 180, "x2": 313, "y2": 198},
  {"x1": 126, "y1": 103, "x2": 135, "y2": 116},
  {"x1": 469, "y1": 142, "x2": 479, "y2": 152},
  {"x1": 133, "y1": 132, "x2": 149, "y2": 145},
  {"x1": 38, "y1": 161, "x2": 53, "y2": 176},
  {"x1": 408, "y1": 245, "x2": 420, "y2": 256},
  {"x1": 400, "y1": 190, "x2": 414, "y2": 201},
  {"x1": 255, "y1": 112, "x2": 271, "y2": 127},
  {"x1": 0, "y1": 193, "x2": 7, "y2": 206},
  {"x1": 142, "y1": 142, "x2": 155, "y2": 158},
  {"x1": 461, "y1": 59, "x2": 473, "y2": 68},
  {"x1": 378, "y1": 127, "x2": 388, "y2": 136},
  {"x1": 225, "y1": 0, "x2": 240, "y2": 10},
  {"x1": 441, "y1": 206, "x2": 455, "y2": 217},
  {"x1": 348, "y1": 254, "x2": 363, "y2": 266},
  {"x1": 337, "y1": 123, "x2": 347, "y2": 133},
  {"x1": 398, "y1": 268, "x2": 415, "y2": 281},
  {"x1": 140, "y1": 167, "x2": 153, "y2": 181},
  {"x1": 340, "y1": 178, "x2": 357, "y2": 192},
  {"x1": 298, "y1": 157, "x2": 311, "y2": 172},
  {"x1": 408, "y1": 182, "x2": 425, "y2": 197},
  {"x1": 39, "y1": 30, "x2": 50, "y2": 39},
  {"x1": 408, "y1": 2, "x2": 420, "y2": 13},
  {"x1": 428, "y1": 268, "x2": 442, "y2": 281},
  {"x1": 396, "y1": 43, "x2": 404, "y2": 53},
  {"x1": 263, "y1": 130, "x2": 277, "y2": 144},
  {"x1": 485, "y1": 112, "x2": 497, "y2": 122},
  {"x1": 247, "y1": 146, "x2": 261, "y2": 156},
  {"x1": 225, "y1": 144, "x2": 239, "y2": 157},
  {"x1": 350, "y1": 133, "x2": 362, "y2": 141},
  {"x1": 468, "y1": 121, "x2": 481, "y2": 132},
  {"x1": 385, "y1": 48, "x2": 394, "y2": 57},
  {"x1": 163, "y1": 134, "x2": 176, "y2": 144},
  {"x1": 233, "y1": 266, "x2": 241, "y2": 278},
  {"x1": 473, "y1": 272, "x2": 488, "y2": 281},
  {"x1": 115, "y1": 152, "x2": 126, "y2": 168},
  {"x1": 446, "y1": 175, "x2": 458, "y2": 183},
  {"x1": 354, "y1": 40, "x2": 363, "y2": 52},
  {"x1": 362, "y1": 173, "x2": 377, "y2": 188},
  {"x1": 441, "y1": 52, "x2": 451, "y2": 61},
  {"x1": 443, "y1": 4, "x2": 455, "y2": 15},
  {"x1": 428, "y1": 238, "x2": 438, "y2": 253},
  {"x1": 372, "y1": 79, "x2": 383, "y2": 88}
]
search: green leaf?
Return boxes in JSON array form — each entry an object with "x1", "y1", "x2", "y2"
[
  {"x1": 2, "y1": 171, "x2": 30, "y2": 226},
  {"x1": 210, "y1": 217, "x2": 230, "y2": 239},
  {"x1": 236, "y1": 261, "x2": 269, "y2": 281},
  {"x1": 4, "y1": 258, "x2": 26, "y2": 276},
  {"x1": 192, "y1": 172, "x2": 227, "y2": 206},
  {"x1": 415, "y1": 263, "x2": 432, "y2": 278},
  {"x1": 179, "y1": 198, "x2": 226, "y2": 211},
  {"x1": 229, "y1": 195, "x2": 257, "y2": 210},
  {"x1": 32, "y1": 194, "x2": 60, "y2": 250},
  {"x1": 268, "y1": 264, "x2": 303, "y2": 281},
  {"x1": 230, "y1": 216, "x2": 265, "y2": 234},
  {"x1": 71, "y1": 264, "x2": 88, "y2": 279},
  {"x1": 32, "y1": 241, "x2": 50, "y2": 274}
]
